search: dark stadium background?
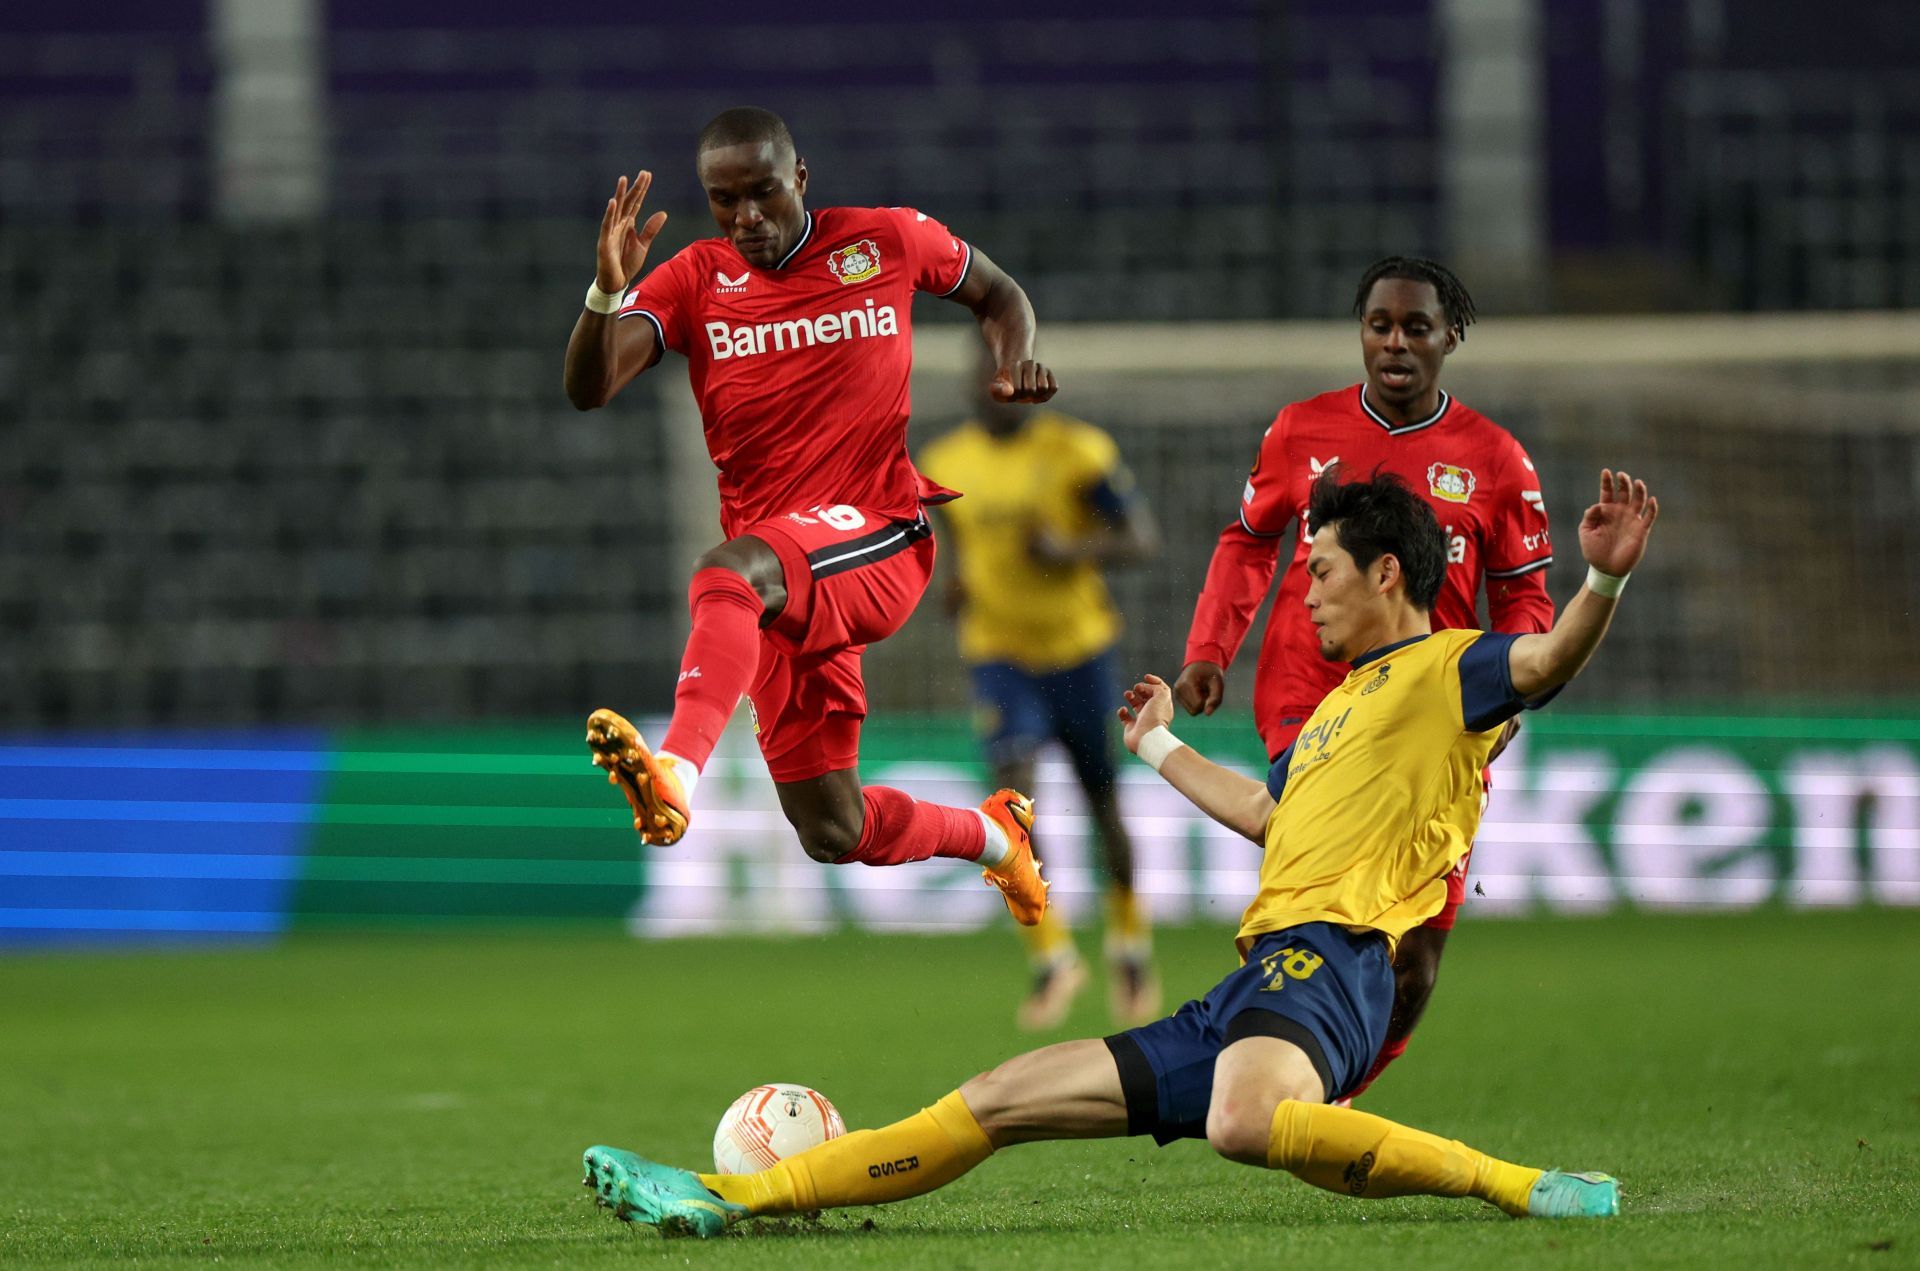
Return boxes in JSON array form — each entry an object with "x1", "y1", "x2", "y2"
[
  {"x1": 4, "y1": 0, "x2": 1913, "y2": 935},
  {"x1": 1, "y1": 6, "x2": 1916, "y2": 1263}
]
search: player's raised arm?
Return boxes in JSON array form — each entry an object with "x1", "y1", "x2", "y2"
[
  {"x1": 564, "y1": 170, "x2": 671, "y2": 410},
  {"x1": 1118, "y1": 674, "x2": 1275, "y2": 844},
  {"x1": 947, "y1": 247, "x2": 1058, "y2": 405},
  {"x1": 1505, "y1": 469, "x2": 1660, "y2": 700}
]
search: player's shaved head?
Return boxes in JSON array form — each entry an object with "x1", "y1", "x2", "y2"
[
  {"x1": 696, "y1": 107, "x2": 808, "y2": 269},
  {"x1": 697, "y1": 107, "x2": 796, "y2": 162}
]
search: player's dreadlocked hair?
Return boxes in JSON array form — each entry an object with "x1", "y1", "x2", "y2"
[
  {"x1": 697, "y1": 107, "x2": 796, "y2": 160},
  {"x1": 1351, "y1": 256, "x2": 1477, "y2": 341},
  {"x1": 1306, "y1": 467, "x2": 1448, "y2": 609}
]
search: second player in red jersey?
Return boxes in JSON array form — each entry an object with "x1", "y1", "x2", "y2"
[
  {"x1": 1176, "y1": 257, "x2": 1556, "y2": 1099},
  {"x1": 1185, "y1": 356, "x2": 1554, "y2": 756},
  {"x1": 562, "y1": 108, "x2": 1056, "y2": 926}
]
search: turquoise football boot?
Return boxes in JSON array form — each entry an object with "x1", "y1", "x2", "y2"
[
  {"x1": 1526, "y1": 1169, "x2": 1621, "y2": 1218},
  {"x1": 582, "y1": 1146, "x2": 747, "y2": 1238}
]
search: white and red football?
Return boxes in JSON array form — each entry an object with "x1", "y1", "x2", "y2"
[{"x1": 712, "y1": 1084, "x2": 847, "y2": 1174}]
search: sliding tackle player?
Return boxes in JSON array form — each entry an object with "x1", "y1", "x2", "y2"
[{"x1": 580, "y1": 465, "x2": 1659, "y2": 1235}]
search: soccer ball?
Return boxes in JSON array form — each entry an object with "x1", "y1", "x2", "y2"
[{"x1": 712, "y1": 1084, "x2": 847, "y2": 1174}]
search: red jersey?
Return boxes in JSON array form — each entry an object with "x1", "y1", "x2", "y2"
[
  {"x1": 1185, "y1": 385, "x2": 1557, "y2": 758},
  {"x1": 619, "y1": 206, "x2": 971, "y2": 536}
]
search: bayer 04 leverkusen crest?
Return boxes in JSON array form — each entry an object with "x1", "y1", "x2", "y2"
[
  {"x1": 827, "y1": 239, "x2": 882, "y2": 284},
  {"x1": 1426, "y1": 462, "x2": 1477, "y2": 504}
]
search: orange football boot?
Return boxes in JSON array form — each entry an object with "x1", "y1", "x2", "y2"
[
  {"x1": 585, "y1": 708, "x2": 690, "y2": 846},
  {"x1": 979, "y1": 789, "x2": 1047, "y2": 926}
]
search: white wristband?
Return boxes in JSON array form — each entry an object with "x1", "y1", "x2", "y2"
[
  {"x1": 1135, "y1": 725, "x2": 1187, "y2": 773},
  {"x1": 1585, "y1": 565, "x2": 1629, "y2": 598},
  {"x1": 584, "y1": 280, "x2": 625, "y2": 314}
]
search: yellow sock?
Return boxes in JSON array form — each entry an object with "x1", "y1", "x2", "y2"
[
  {"x1": 1267, "y1": 1099, "x2": 1543, "y2": 1217},
  {"x1": 1016, "y1": 904, "x2": 1076, "y2": 969},
  {"x1": 1102, "y1": 885, "x2": 1151, "y2": 957},
  {"x1": 698, "y1": 1090, "x2": 994, "y2": 1216}
]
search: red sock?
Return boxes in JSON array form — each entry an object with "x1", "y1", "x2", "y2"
[
  {"x1": 838, "y1": 786, "x2": 986, "y2": 866},
  {"x1": 1344, "y1": 1035, "x2": 1409, "y2": 1101},
  {"x1": 658, "y1": 567, "x2": 764, "y2": 771}
]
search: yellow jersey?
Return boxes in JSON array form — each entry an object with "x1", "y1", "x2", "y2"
[
  {"x1": 1237, "y1": 628, "x2": 1534, "y2": 956},
  {"x1": 918, "y1": 411, "x2": 1132, "y2": 672}
]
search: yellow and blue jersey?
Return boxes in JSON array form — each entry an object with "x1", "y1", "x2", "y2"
[
  {"x1": 918, "y1": 411, "x2": 1134, "y2": 673},
  {"x1": 1238, "y1": 628, "x2": 1543, "y2": 955}
]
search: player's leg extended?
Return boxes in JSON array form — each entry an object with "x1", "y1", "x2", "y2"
[
  {"x1": 587, "y1": 1039, "x2": 1129, "y2": 1234},
  {"x1": 1204, "y1": 1036, "x2": 1615, "y2": 1218},
  {"x1": 586, "y1": 536, "x2": 785, "y2": 845},
  {"x1": 702, "y1": 1039, "x2": 1128, "y2": 1216},
  {"x1": 771, "y1": 766, "x2": 1047, "y2": 924},
  {"x1": 739, "y1": 512, "x2": 1047, "y2": 923},
  {"x1": 1203, "y1": 925, "x2": 1616, "y2": 1219}
]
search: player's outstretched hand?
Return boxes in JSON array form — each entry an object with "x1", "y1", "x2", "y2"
[
  {"x1": 1578, "y1": 468, "x2": 1660, "y2": 580},
  {"x1": 1117, "y1": 674, "x2": 1176, "y2": 753},
  {"x1": 990, "y1": 360, "x2": 1059, "y2": 404},
  {"x1": 597, "y1": 170, "x2": 670, "y2": 294},
  {"x1": 1173, "y1": 661, "x2": 1226, "y2": 716}
]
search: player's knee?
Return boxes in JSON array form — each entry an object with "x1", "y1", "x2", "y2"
[
  {"x1": 956, "y1": 1068, "x2": 1017, "y2": 1147},
  {"x1": 690, "y1": 545, "x2": 748, "y2": 582},
  {"x1": 1204, "y1": 1103, "x2": 1274, "y2": 1167},
  {"x1": 691, "y1": 538, "x2": 786, "y2": 611},
  {"x1": 794, "y1": 813, "x2": 862, "y2": 863}
]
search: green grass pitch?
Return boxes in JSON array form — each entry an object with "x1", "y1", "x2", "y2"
[{"x1": 3, "y1": 910, "x2": 1916, "y2": 1267}]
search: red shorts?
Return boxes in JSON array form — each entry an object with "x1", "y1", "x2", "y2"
[
  {"x1": 741, "y1": 505, "x2": 936, "y2": 783},
  {"x1": 1265, "y1": 710, "x2": 1478, "y2": 934}
]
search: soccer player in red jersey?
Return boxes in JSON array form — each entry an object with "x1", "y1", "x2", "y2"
[
  {"x1": 563, "y1": 108, "x2": 1056, "y2": 923},
  {"x1": 1174, "y1": 257, "x2": 1555, "y2": 1095}
]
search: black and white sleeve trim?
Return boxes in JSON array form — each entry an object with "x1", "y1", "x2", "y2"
[
  {"x1": 618, "y1": 306, "x2": 666, "y2": 341},
  {"x1": 1238, "y1": 508, "x2": 1287, "y2": 538},
  {"x1": 617, "y1": 307, "x2": 669, "y2": 365},
  {"x1": 936, "y1": 240, "x2": 974, "y2": 298},
  {"x1": 1485, "y1": 555, "x2": 1554, "y2": 578}
]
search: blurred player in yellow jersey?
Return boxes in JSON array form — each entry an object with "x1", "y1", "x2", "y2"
[{"x1": 919, "y1": 367, "x2": 1160, "y2": 1030}]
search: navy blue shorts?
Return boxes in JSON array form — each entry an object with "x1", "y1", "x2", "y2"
[
  {"x1": 1104, "y1": 923, "x2": 1394, "y2": 1144},
  {"x1": 968, "y1": 649, "x2": 1120, "y2": 789}
]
